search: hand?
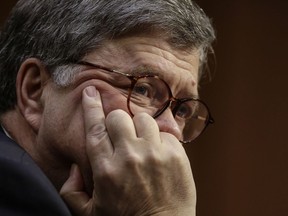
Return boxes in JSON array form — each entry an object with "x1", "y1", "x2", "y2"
[{"x1": 60, "y1": 86, "x2": 196, "y2": 216}]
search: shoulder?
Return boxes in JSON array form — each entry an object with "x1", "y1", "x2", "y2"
[{"x1": 0, "y1": 130, "x2": 72, "y2": 216}]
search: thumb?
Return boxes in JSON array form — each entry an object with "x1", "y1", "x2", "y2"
[{"x1": 60, "y1": 164, "x2": 91, "y2": 216}]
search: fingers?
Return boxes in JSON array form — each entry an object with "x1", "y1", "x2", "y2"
[
  {"x1": 82, "y1": 86, "x2": 113, "y2": 162},
  {"x1": 106, "y1": 111, "x2": 164, "y2": 152},
  {"x1": 133, "y1": 112, "x2": 160, "y2": 141},
  {"x1": 60, "y1": 164, "x2": 90, "y2": 216},
  {"x1": 73, "y1": 87, "x2": 195, "y2": 216},
  {"x1": 82, "y1": 85, "x2": 181, "y2": 157},
  {"x1": 105, "y1": 110, "x2": 137, "y2": 144}
]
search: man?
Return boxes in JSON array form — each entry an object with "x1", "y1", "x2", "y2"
[{"x1": 0, "y1": 0, "x2": 215, "y2": 215}]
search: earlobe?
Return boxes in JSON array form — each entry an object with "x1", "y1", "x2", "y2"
[{"x1": 16, "y1": 58, "x2": 50, "y2": 132}]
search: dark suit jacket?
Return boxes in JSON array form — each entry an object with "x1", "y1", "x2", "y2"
[{"x1": 0, "y1": 128, "x2": 72, "y2": 216}]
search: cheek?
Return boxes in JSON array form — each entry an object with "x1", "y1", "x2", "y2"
[
  {"x1": 100, "y1": 90, "x2": 131, "y2": 116},
  {"x1": 38, "y1": 83, "x2": 129, "y2": 164},
  {"x1": 38, "y1": 92, "x2": 87, "y2": 162},
  {"x1": 75, "y1": 79, "x2": 131, "y2": 117}
]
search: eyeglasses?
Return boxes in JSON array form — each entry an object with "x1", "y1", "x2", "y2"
[{"x1": 77, "y1": 61, "x2": 214, "y2": 143}]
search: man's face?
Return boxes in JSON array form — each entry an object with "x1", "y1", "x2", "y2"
[{"x1": 36, "y1": 36, "x2": 200, "y2": 191}]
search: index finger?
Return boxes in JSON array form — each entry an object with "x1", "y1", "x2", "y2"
[{"x1": 82, "y1": 86, "x2": 113, "y2": 161}]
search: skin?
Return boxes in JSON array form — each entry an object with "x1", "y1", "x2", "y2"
[{"x1": 1, "y1": 35, "x2": 200, "y2": 215}]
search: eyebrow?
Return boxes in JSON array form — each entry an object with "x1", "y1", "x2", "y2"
[{"x1": 125, "y1": 65, "x2": 161, "y2": 76}]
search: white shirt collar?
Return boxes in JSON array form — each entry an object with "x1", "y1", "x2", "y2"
[{"x1": 1, "y1": 124, "x2": 13, "y2": 140}]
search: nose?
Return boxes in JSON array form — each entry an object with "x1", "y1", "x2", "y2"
[{"x1": 155, "y1": 108, "x2": 182, "y2": 141}]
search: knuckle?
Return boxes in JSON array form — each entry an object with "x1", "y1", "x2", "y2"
[
  {"x1": 97, "y1": 163, "x2": 117, "y2": 182},
  {"x1": 87, "y1": 123, "x2": 106, "y2": 137},
  {"x1": 144, "y1": 149, "x2": 163, "y2": 165},
  {"x1": 170, "y1": 149, "x2": 186, "y2": 163},
  {"x1": 124, "y1": 152, "x2": 144, "y2": 168},
  {"x1": 84, "y1": 100, "x2": 102, "y2": 112}
]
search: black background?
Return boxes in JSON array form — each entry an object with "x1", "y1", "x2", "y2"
[{"x1": 1, "y1": 1, "x2": 288, "y2": 215}]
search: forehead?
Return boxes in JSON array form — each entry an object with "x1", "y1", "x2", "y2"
[{"x1": 86, "y1": 36, "x2": 200, "y2": 95}]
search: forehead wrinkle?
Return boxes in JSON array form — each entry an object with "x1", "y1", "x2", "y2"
[
  {"x1": 153, "y1": 46, "x2": 199, "y2": 75},
  {"x1": 106, "y1": 36, "x2": 199, "y2": 73},
  {"x1": 129, "y1": 50, "x2": 198, "y2": 85},
  {"x1": 124, "y1": 41, "x2": 199, "y2": 73},
  {"x1": 88, "y1": 37, "x2": 199, "y2": 77}
]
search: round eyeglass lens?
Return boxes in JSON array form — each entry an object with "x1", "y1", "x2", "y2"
[
  {"x1": 128, "y1": 76, "x2": 210, "y2": 143},
  {"x1": 128, "y1": 76, "x2": 170, "y2": 116},
  {"x1": 179, "y1": 100, "x2": 210, "y2": 143}
]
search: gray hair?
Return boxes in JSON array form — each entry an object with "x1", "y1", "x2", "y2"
[{"x1": 0, "y1": 0, "x2": 215, "y2": 113}]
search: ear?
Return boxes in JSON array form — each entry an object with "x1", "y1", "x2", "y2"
[{"x1": 16, "y1": 58, "x2": 51, "y2": 132}]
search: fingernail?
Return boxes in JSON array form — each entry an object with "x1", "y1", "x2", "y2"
[{"x1": 85, "y1": 86, "x2": 97, "y2": 98}]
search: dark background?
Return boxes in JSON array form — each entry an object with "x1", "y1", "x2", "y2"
[{"x1": 1, "y1": 1, "x2": 288, "y2": 216}]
